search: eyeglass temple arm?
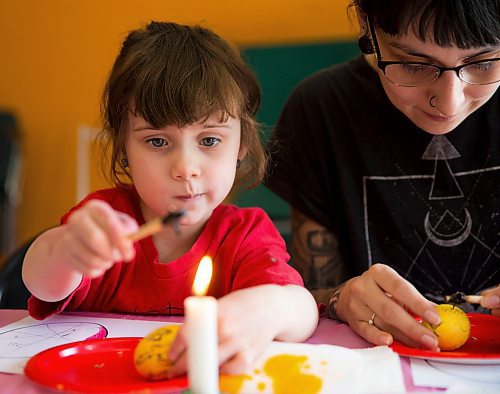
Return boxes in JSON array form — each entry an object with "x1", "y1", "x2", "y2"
[{"x1": 366, "y1": 15, "x2": 383, "y2": 62}]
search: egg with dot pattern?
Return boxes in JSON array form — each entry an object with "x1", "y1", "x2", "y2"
[{"x1": 134, "y1": 325, "x2": 180, "y2": 380}]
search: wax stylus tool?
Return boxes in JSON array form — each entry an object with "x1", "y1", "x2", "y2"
[
  {"x1": 445, "y1": 291, "x2": 483, "y2": 305},
  {"x1": 128, "y1": 209, "x2": 185, "y2": 242},
  {"x1": 426, "y1": 291, "x2": 483, "y2": 305}
]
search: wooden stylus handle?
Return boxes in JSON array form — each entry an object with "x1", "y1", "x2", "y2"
[
  {"x1": 127, "y1": 217, "x2": 164, "y2": 242},
  {"x1": 127, "y1": 210, "x2": 185, "y2": 242}
]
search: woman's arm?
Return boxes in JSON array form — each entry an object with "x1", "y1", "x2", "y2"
[
  {"x1": 290, "y1": 208, "x2": 349, "y2": 306},
  {"x1": 290, "y1": 208, "x2": 441, "y2": 351}
]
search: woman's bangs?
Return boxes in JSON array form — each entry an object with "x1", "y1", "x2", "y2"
[{"x1": 377, "y1": 2, "x2": 500, "y2": 49}]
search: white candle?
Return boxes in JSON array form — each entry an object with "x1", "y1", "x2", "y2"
[{"x1": 184, "y1": 256, "x2": 219, "y2": 394}]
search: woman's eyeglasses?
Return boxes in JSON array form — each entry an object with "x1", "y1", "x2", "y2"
[{"x1": 366, "y1": 17, "x2": 500, "y2": 87}]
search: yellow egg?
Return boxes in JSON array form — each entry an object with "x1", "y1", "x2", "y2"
[
  {"x1": 423, "y1": 304, "x2": 470, "y2": 351},
  {"x1": 133, "y1": 324, "x2": 180, "y2": 380}
]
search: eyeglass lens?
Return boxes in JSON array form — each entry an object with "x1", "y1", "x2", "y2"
[{"x1": 384, "y1": 59, "x2": 500, "y2": 87}]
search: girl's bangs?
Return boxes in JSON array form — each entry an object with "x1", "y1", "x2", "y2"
[{"x1": 131, "y1": 48, "x2": 245, "y2": 127}]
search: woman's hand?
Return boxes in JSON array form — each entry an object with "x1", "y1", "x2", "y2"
[
  {"x1": 481, "y1": 286, "x2": 500, "y2": 317},
  {"x1": 168, "y1": 285, "x2": 318, "y2": 377},
  {"x1": 54, "y1": 199, "x2": 138, "y2": 278},
  {"x1": 336, "y1": 264, "x2": 441, "y2": 351}
]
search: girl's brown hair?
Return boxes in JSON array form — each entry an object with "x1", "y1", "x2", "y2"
[{"x1": 99, "y1": 21, "x2": 265, "y2": 190}]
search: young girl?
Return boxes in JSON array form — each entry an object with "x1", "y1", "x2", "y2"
[{"x1": 22, "y1": 21, "x2": 318, "y2": 375}]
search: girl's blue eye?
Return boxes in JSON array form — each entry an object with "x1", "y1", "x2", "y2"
[
  {"x1": 146, "y1": 138, "x2": 167, "y2": 148},
  {"x1": 201, "y1": 137, "x2": 221, "y2": 147}
]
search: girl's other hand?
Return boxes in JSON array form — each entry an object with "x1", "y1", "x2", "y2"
[
  {"x1": 214, "y1": 286, "x2": 284, "y2": 375},
  {"x1": 336, "y1": 264, "x2": 441, "y2": 351},
  {"x1": 58, "y1": 199, "x2": 138, "y2": 277},
  {"x1": 167, "y1": 286, "x2": 280, "y2": 378},
  {"x1": 167, "y1": 284, "x2": 316, "y2": 377}
]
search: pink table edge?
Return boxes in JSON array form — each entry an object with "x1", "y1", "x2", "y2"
[{"x1": 0, "y1": 309, "x2": 439, "y2": 393}]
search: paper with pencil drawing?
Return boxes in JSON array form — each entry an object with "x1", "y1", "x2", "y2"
[
  {"x1": 0, "y1": 314, "x2": 170, "y2": 374},
  {"x1": 0, "y1": 314, "x2": 405, "y2": 393}
]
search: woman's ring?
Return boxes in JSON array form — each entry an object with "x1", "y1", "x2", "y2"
[{"x1": 368, "y1": 313, "x2": 376, "y2": 325}]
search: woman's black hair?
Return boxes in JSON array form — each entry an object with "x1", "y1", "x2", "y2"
[{"x1": 350, "y1": 0, "x2": 500, "y2": 49}]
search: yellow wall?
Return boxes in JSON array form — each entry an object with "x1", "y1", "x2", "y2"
[{"x1": 0, "y1": 0, "x2": 356, "y2": 249}]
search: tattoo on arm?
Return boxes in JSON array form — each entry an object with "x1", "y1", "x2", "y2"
[{"x1": 290, "y1": 209, "x2": 349, "y2": 304}]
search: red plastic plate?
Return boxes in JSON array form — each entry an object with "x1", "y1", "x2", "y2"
[
  {"x1": 25, "y1": 337, "x2": 188, "y2": 393},
  {"x1": 390, "y1": 313, "x2": 500, "y2": 364}
]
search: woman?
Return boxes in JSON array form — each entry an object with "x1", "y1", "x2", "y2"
[{"x1": 265, "y1": 0, "x2": 500, "y2": 350}]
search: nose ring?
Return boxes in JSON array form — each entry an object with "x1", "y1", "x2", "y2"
[{"x1": 429, "y1": 96, "x2": 437, "y2": 108}]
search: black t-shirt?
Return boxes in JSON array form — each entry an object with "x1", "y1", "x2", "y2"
[{"x1": 266, "y1": 55, "x2": 500, "y2": 298}]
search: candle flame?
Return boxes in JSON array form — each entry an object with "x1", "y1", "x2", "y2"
[{"x1": 192, "y1": 256, "x2": 213, "y2": 296}]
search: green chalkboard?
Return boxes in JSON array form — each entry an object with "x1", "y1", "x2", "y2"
[{"x1": 234, "y1": 41, "x2": 359, "y2": 222}]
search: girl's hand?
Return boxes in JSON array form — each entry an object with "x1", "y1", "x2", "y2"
[
  {"x1": 167, "y1": 286, "x2": 281, "y2": 377},
  {"x1": 336, "y1": 264, "x2": 441, "y2": 351},
  {"x1": 167, "y1": 285, "x2": 317, "y2": 377},
  {"x1": 481, "y1": 286, "x2": 500, "y2": 317},
  {"x1": 56, "y1": 199, "x2": 138, "y2": 277},
  {"x1": 216, "y1": 286, "x2": 285, "y2": 374}
]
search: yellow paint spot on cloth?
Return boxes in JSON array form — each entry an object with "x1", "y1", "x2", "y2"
[
  {"x1": 219, "y1": 354, "x2": 323, "y2": 394},
  {"x1": 263, "y1": 354, "x2": 322, "y2": 394},
  {"x1": 219, "y1": 374, "x2": 252, "y2": 394}
]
